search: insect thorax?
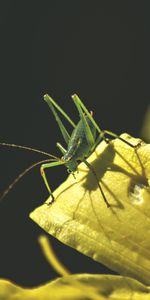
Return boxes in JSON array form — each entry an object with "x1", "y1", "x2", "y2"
[
  {"x1": 65, "y1": 159, "x2": 79, "y2": 173},
  {"x1": 62, "y1": 116, "x2": 96, "y2": 172}
]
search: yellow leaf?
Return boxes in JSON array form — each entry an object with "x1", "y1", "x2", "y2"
[
  {"x1": 30, "y1": 134, "x2": 150, "y2": 285},
  {"x1": 0, "y1": 275, "x2": 150, "y2": 300}
]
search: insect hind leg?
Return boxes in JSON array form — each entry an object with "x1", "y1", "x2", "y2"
[{"x1": 56, "y1": 142, "x2": 67, "y2": 155}]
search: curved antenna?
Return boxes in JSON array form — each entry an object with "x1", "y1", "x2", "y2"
[
  {"x1": 0, "y1": 142, "x2": 59, "y2": 160},
  {"x1": 0, "y1": 158, "x2": 58, "y2": 202}
]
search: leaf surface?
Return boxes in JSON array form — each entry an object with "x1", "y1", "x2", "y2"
[
  {"x1": 30, "y1": 134, "x2": 150, "y2": 285},
  {"x1": 0, "y1": 275, "x2": 150, "y2": 300}
]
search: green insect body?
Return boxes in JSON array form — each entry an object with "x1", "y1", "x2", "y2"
[
  {"x1": 40, "y1": 94, "x2": 135, "y2": 208},
  {"x1": 62, "y1": 116, "x2": 96, "y2": 171},
  {"x1": 0, "y1": 94, "x2": 135, "y2": 207}
]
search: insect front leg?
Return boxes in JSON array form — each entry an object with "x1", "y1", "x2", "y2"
[
  {"x1": 40, "y1": 160, "x2": 65, "y2": 204},
  {"x1": 56, "y1": 143, "x2": 77, "y2": 177}
]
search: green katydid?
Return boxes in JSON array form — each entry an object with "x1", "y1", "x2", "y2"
[{"x1": 0, "y1": 94, "x2": 135, "y2": 207}]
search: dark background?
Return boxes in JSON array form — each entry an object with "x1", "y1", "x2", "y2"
[{"x1": 0, "y1": 1, "x2": 149, "y2": 287}]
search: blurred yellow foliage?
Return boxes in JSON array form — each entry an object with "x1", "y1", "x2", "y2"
[{"x1": 0, "y1": 274, "x2": 150, "y2": 300}]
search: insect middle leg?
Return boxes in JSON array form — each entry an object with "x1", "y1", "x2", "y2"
[{"x1": 40, "y1": 160, "x2": 65, "y2": 203}]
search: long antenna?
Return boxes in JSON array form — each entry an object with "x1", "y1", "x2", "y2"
[
  {"x1": 0, "y1": 158, "x2": 57, "y2": 202},
  {"x1": 0, "y1": 142, "x2": 59, "y2": 159}
]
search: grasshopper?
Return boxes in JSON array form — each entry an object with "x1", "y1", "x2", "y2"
[{"x1": 0, "y1": 94, "x2": 135, "y2": 207}]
